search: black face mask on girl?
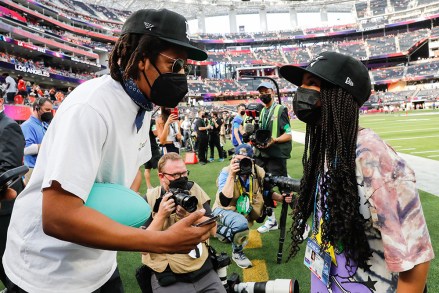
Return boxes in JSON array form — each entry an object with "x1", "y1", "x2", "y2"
[
  {"x1": 293, "y1": 87, "x2": 322, "y2": 125},
  {"x1": 143, "y1": 64, "x2": 188, "y2": 108}
]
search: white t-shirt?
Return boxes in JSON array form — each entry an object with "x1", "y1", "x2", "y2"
[
  {"x1": 5, "y1": 75, "x2": 16, "y2": 93},
  {"x1": 3, "y1": 75, "x2": 152, "y2": 293}
]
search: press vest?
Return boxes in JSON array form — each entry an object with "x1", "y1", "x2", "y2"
[
  {"x1": 213, "y1": 165, "x2": 265, "y2": 223},
  {"x1": 142, "y1": 184, "x2": 210, "y2": 274}
]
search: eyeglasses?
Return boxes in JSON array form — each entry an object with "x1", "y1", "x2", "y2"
[
  {"x1": 159, "y1": 53, "x2": 192, "y2": 75},
  {"x1": 161, "y1": 170, "x2": 190, "y2": 180}
]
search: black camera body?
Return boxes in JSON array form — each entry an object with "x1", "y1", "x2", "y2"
[
  {"x1": 154, "y1": 188, "x2": 198, "y2": 213},
  {"x1": 169, "y1": 188, "x2": 198, "y2": 213},
  {"x1": 236, "y1": 157, "x2": 253, "y2": 176}
]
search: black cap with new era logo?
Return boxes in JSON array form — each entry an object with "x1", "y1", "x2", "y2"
[
  {"x1": 280, "y1": 51, "x2": 371, "y2": 106},
  {"x1": 121, "y1": 9, "x2": 207, "y2": 61}
]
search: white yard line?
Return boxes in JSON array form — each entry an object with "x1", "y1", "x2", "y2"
[
  {"x1": 385, "y1": 135, "x2": 439, "y2": 141},
  {"x1": 378, "y1": 128, "x2": 439, "y2": 135},
  {"x1": 411, "y1": 150, "x2": 439, "y2": 154}
]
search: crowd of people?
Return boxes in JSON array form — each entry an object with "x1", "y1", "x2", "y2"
[
  {"x1": 0, "y1": 50, "x2": 97, "y2": 81},
  {"x1": 0, "y1": 7, "x2": 434, "y2": 293},
  {"x1": 1, "y1": 71, "x2": 72, "y2": 106}
]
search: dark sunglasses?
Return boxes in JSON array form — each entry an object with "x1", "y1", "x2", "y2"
[{"x1": 159, "y1": 53, "x2": 192, "y2": 75}]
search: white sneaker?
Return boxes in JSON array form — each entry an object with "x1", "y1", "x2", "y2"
[
  {"x1": 232, "y1": 251, "x2": 253, "y2": 269},
  {"x1": 257, "y1": 219, "x2": 278, "y2": 233}
]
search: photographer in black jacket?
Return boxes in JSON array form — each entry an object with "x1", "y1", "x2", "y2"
[{"x1": 208, "y1": 111, "x2": 225, "y2": 162}]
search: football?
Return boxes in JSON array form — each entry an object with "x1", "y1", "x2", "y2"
[{"x1": 85, "y1": 183, "x2": 151, "y2": 228}]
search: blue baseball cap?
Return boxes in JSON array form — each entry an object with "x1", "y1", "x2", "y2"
[
  {"x1": 235, "y1": 144, "x2": 253, "y2": 158},
  {"x1": 257, "y1": 81, "x2": 275, "y2": 91}
]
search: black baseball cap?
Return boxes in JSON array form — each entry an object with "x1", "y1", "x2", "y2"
[
  {"x1": 280, "y1": 51, "x2": 371, "y2": 106},
  {"x1": 121, "y1": 9, "x2": 207, "y2": 61}
]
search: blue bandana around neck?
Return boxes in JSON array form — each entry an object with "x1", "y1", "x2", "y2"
[{"x1": 120, "y1": 73, "x2": 153, "y2": 132}]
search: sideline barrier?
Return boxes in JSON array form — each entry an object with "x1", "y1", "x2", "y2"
[{"x1": 4, "y1": 104, "x2": 32, "y2": 121}]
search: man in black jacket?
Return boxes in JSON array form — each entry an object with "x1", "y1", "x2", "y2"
[
  {"x1": 0, "y1": 91, "x2": 25, "y2": 286},
  {"x1": 208, "y1": 111, "x2": 224, "y2": 162}
]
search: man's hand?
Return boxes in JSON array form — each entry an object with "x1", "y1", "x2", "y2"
[
  {"x1": 256, "y1": 137, "x2": 275, "y2": 149},
  {"x1": 229, "y1": 156, "x2": 241, "y2": 176},
  {"x1": 1, "y1": 188, "x2": 17, "y2": 201},
  {"x1": 194, "y1": 215, "x2": 218, "y2": 236},
  {"x1": 283, "y1": 192, "x2": 293, "y2": 204},
  {"x1": 156, "y1": 193, "x2": 175, "y2": 220},
  {"x1": 160, "y1": 209, "x2": 215, "y2": 253},
  {"x1": 272, "y1": 191, "x2": 294, "y2": 203},
  {"x1": 175, "y1": 205, "x2": 189, "y2": 219}
]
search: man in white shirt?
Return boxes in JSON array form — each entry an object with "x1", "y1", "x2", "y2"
[
  {"x1": 2, "y1": 73, "x2": 16, "y2": 104},
  {"x1": 3, "y1": 9, "x2": 213, "y2": 293}
]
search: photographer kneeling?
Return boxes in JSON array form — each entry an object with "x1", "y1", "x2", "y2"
[
  {"x1": 212, "y1": 144, "x2": 292, "y2": 269},
  {"x1": 141, "y1": 153, "x2": 225, "y2": 293}
]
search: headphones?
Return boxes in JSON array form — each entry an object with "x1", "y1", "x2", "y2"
[{"x1": 34, "y1": 97, "x2": 50, "y2": 111}]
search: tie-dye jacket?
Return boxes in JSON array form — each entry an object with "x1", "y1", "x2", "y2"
[{"x1": 311, "y1": 128, "x2": 434, "y2": 293}]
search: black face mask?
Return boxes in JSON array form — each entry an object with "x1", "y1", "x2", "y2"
[
  {"x1": 260, "y1": 94, "x2": 272, "y2": 104},
  {"x1": 40, "y1": 111, "x2": 53, "y2": 123},
  {"x1": 169, "y1": 176, "x2": 190, "y2": 190},
  {"x1": 293, "y1": 87, "x2": 321, "y2": 125},
  {"x1": 240, "y1": 111, "x2": 245, "y2": 116},
  {"x1": 143, "y1": 64, "x2": 188, "y2": 108}
]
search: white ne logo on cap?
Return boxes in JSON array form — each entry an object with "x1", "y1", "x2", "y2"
[
  {"x1": 144, "y1": 22, "x2": 154, "y2": 31},
  {"x1": 345, "y1": 77, "x2": 354, "y2": 86}
]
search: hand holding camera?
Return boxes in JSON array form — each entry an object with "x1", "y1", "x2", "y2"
[
  {"x1": 255, "y1": 137, "x2": 275, "y2": 149},
  {"x1": 229, "y1": 156, "x2": 242, "y2": 176},
  {"x1": 156, "y1": 193, "x2": 176, "y2": 220}
]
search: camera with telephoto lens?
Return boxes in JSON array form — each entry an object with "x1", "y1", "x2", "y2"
[
  {"x1": 169, "y1": 188, "x2": 198, "y2": 213},
  {"x1": 229, "y1": 276, "x2": 299, "y2": 293},
  {"x1": 262, "y1": 174, "x2": 301, "y2": 208},
  {"x1": 209, "y1": 247, "x2": 300, "y2": 293},
  {"x1": 153, "y1": 188, "x2": 198, "y2": 213}
]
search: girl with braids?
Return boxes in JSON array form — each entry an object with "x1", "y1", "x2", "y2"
[
  {"x1": 280, "y1": 51, "x2": 433, "y2": 293},
  {"x1": 3, "y1": 9, "x2": 215, "y2": 293}
]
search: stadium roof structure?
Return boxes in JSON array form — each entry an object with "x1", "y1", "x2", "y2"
[{"x1": 83, "y1": 0, "x2": 355, "y2": 20}]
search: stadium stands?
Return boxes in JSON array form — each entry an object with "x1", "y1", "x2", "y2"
[
  {"x1": 367, "y1": 35, "x2": 398, "y2": 57},
  {"x1": 3, "y1": 0, "x2": 439, "y2": 109}
]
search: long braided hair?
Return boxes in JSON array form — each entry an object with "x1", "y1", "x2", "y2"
[
  {"x1": 289, "y1": 84, "x2": 372, "y2": 270},
  {"x1": 108, "y1": 34, "x2": 170, "y2": 83}
]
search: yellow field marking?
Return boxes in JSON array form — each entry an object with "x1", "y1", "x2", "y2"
[
  {"x1": 243, "y1": 259, "x2": 269, "y2": 282},
  {"x1": 246, "y1": 229, "x2": 262, "y2": 249}
]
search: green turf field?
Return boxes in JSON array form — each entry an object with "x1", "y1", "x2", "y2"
[{"x1": 118, "y1": 109, "x2": 439, "y2": 293}]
